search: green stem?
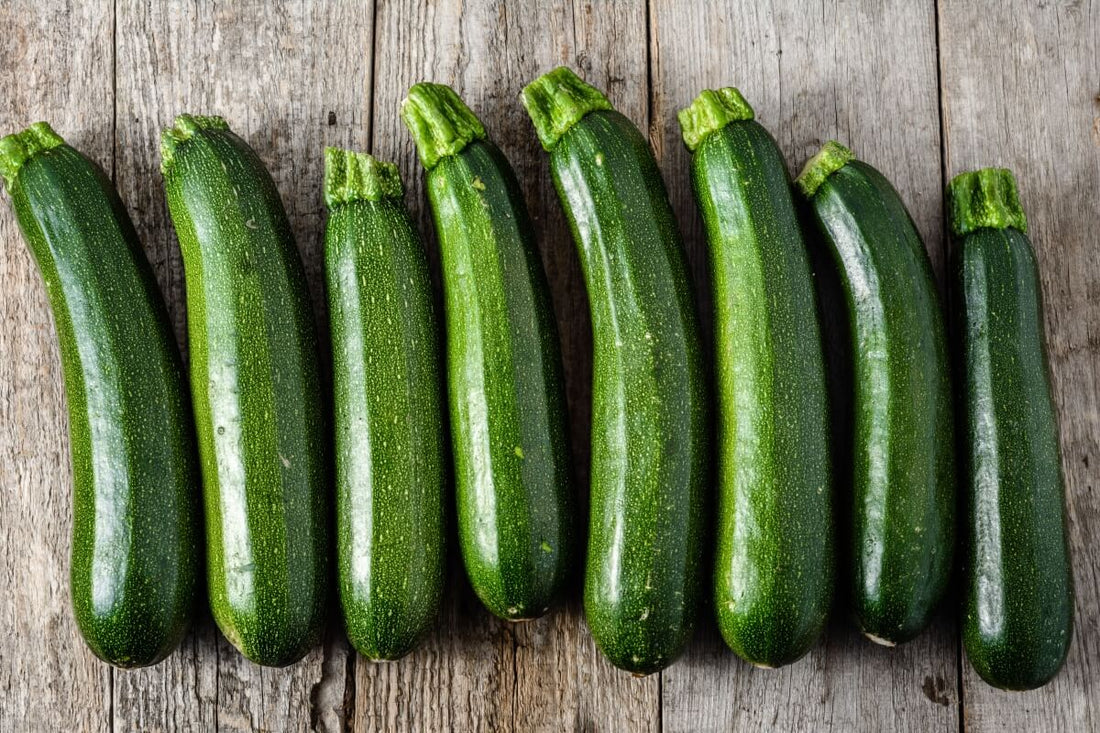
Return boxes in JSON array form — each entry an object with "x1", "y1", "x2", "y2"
[
  {"x1": 677, "y1": 88, "x2": 755, "y2": 152},
  {"x1": 947, "y1": 168, "x2": 1027, "y2": 236},
  {"x1": 0, "y1": 121, "x2": 66, "y2": 191},
  {"x1": 520, "y1": 67, "x2": 612, "y2": 151},
  {"x1": 795, "y1": 140, "x2": 855, "y2": 198},
  {"x1": 401, "y1": 83, "x2": 486, "y2": 171},
  {"x1": 160, "y1": 114, "x2": 230, "y2": 175},
  {"x1": 323, "y1": 147, "x2": 403, "y2": 209}
]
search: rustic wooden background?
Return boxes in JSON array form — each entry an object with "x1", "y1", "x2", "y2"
[{"x1": 1, "y1": 1, "x2": 1096, "y2": 731}]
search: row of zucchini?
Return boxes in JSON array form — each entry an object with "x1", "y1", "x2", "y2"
[{"x1": 0, "y1": 67, "x2": 1071, "y2": 690}]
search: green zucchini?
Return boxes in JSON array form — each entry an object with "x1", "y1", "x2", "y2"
[
  {"x1": 678, "y1": 89, "x2": 833, "y2": 667},
  {"x1": 401, "y1": 84, "x2": 574, "y2": 621},
  {"x1": 324, "y1": 148, "x2": 446, "y2": 660},
  {"x1": 522, "y1": 67, "x2": 708, "y2": 675},
  {"x1": 949, "y1": 168, "x2": 1073, "y2": 690},
  {"x1": 0, "y1": 122, "x2": 200, "y2": 667},
  {"x1": 796, "y1": 141, "x2": 954, "y2": 645},
  {"x1": 161, "y1": 115, "x2": 327, "y2": 666}
]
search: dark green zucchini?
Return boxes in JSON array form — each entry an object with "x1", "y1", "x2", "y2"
[
  {"x1": 324, "y1": 148, "x2": 446, "y2": 660},
  {"x1": 401, "y1": 84, "x2": 574, "y2": 621},
  {"x1": 161, "y1": 115, "x2": 327, "y2": 666},
  {"x1": 679, "y1": 89, "x2": 833, "y2": 667},
  {"x1": 796, "y1": 141, "x2": 954, "y2": 645},
  {"x1": 522, "y1": 67, "x2": 708, "y2": 675},
  {"x1": 0, "y1": 122, "x2": 201, "y2": 667},
  {"x1": 949, "y1": 168, "x2": 1073, "y2": 690}
]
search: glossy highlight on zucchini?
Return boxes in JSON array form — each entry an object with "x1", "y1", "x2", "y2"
[
  {"x1": 797, "y1": 141, "x2": 954, "y2": 646},
  {"x1": 324, "y1": 148, "x2": 446, "y2": 660},
  {"x1": 161, "y1": 114, "x2": 327, "y2": 667},
  {"x1": 949, "y1": 168, "x2": 1073, "y2": 690},
  {"x1": 401, "y1": 83, "x2": 574, "y2": 622},
  {"x1": 679, "y1": 89, "x2": 833, "y2": 668},
  {"x1": 522, "y1": 67, "x2": 708, "y2": 675},
  {"x1": 0, "y1": 122, "x2": 201, "y2": 667}
]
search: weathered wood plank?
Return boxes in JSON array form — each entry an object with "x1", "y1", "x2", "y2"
[
  {"x1": 356, "y1": 1, "x2": 657, "y2": 730},
  {"x1": 0, "y1": 1, "x2": 116, "y2": 729},
  {"x1": 938, "y1": 1, "x2": 1100, "y2": 730},
  {"x1": 649, "y1": 1, "x2": 960, "y2": 731},
  {"x1": 112, "y1": 1, "x2": 372, "y2": 730}
]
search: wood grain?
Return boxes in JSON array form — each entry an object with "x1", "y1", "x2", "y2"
[
  {"x1": 939, "y1": 0, "x2": 1100, "y2": 730},
  {"x1": 355, "y1": 1, "x2": 659, "y2": 731},
  {"x1": 650, "y1": 1, "x2": 960, "y2": 731},
  {"x1": 111, "y1": 1, "x2": 373, "y2": 730},
  {"x1": 1, "y1": 1, "x2": 1097, "y2": 730},
  {"x1": 0, "y1": 1, "x2": 115, "y2": 729}
]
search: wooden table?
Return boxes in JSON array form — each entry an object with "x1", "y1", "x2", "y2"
[{"x1": 1, "y1": 1, "x2": 1096, "y2": 731}]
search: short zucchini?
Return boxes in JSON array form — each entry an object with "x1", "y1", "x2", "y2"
[
  {"x1": 401, "y1": 84, "x2": 574, "y2": 621},
  {"x1": 679, "y1": 89, "x2": 833, "y2": 667},
  {"x1": 161, "y1": 115, "x2": 327, "y2": 667},
  {"x1": 949, "y1": 168, "x2": 1073, "y2": 690},
  {"x1": 522, "y1": 67, "x2": 708, "y2": 675},
  {"x1": 796, "y1": 141, "x2": 954, "y2": 645},
  {"x1": 324, "y1": 148, "x2": 446, "y2": 660},
  {"x1": 0, "y1": 122, "x2": 201, "y2": 667}
]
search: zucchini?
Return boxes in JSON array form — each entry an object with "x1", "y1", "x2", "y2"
[
  {"x1": 949, "y1": 168, "x2": 1073, "y2": 690},
  {"x1": 324, "y1": 148, "x2": 446, "y2": 660},
  {"x1": 0, "y1": 122, "x2": 200, "y2": 667},
  {"x1": 522, "y1": 67, "x2": 708, "y2": 675},
  {"x1": 796, "y1": 141, "x2": 954, "y2": 645},
  {"x1": 161, "y1": 115, "x2": 327, "y2": 666},
  {"x1": 401, "y1": 84, "x2": 574, "y2": 621},
  {"x1": 678, "y1": 89, "x2": 833, "y2": 667}
]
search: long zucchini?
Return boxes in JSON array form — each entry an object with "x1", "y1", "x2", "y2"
[
  {"x1": 949, "y1": 168, "x2": 1073, "y2": 690},
  {"x1": 401, "y1": 84, "x2": 574, "y2": 621},
  {"x1": 0, "y1": 122, "x2": 200, "y2": 667},
  {"x1": 161, "y1": 115, "x2": 327, "y2": 666},
  {"x1": 324, "y1": 148, "x2": 446, "y2": 660},
  {"x1": 522, "y1": 67, "x2": 708, "y2": 675},
  {"x1": 679, "y1": 89, "x2": 833, "y2": 667},
  {"x1": 796, "y1": 141, "x2": 954, "y2": 645}
]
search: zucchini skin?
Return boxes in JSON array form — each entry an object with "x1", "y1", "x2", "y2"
[
  {"x1": 524, "y1": 69, "x2": 708, "y2": 675},
  {"x1": 403, "y1": 85, "x2": 575, "y2": 621},
  {"x1": 682, "y1": 91, "x2": 833, "y2": 667},
  {"x1": 161, "y1": 116, "x2": 327, "y2": 667},
  {"x1": 324, "y1": 149, "x2": 446, "y2": 660},
  {"x1": 799, "y1": 144, "x2": 954, "y2": 645},
  {"x1": 950, "y1": 169, "x2": 1073, "y2": 690},
  {"x1": 0, "y1": 123, "x2": 200, "y2": 667}
]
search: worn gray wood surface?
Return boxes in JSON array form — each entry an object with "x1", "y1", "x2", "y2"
[
  {"x1": 0, "y1": 0, "x2": 1095, "y2": 730},
  {"x1": 939, "y1": 0, "x2": 1100, "y2": 730}
]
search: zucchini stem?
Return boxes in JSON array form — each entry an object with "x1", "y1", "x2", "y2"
[
  {"x1": 323, "y1": 147, "x2": 403, "y2": 209},
  {"x1": 520, "y1": 67, "x2": 612, "y2": 151},
  {"x1": 795, "y1": 140, "x2": 855, "y2": 198},
  {"x1": 401, "y1": 83, "x2": 486, "y2": 171},
  {"x1": 677, "y1": 88, "x2": 755, "y2": 152},
  {"x1": 160, "y1": 114, "x2": 230, "y2": 175},
  {"x1": 947, "y1": 168, "x2": 1028, "y2": 236},
  {"x1": 0, "y1": 121, "x2": 65, "y2": 191}
]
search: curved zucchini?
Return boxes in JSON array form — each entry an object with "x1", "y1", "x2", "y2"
[
  {"x1": 796, "y1": 141, "x2": 954, "y2": 645},
  {"x1": 324, "y1": 148, "x2": 446, "y2": 660},
  {"x1": 522, "y1": 67, "x2": 708, "y2": 675},
  {"x1": 0, "y1": 123, "x2": 201, "y2": 667},
  {"x1": 161, "y1": 115, "x2": 327, "y2": 666},
  {"x1": 679, "y1": 89, "x2": 833, "y2": 667},
  {"x1": 949, "y1": 168, "x2": 1073, "y2": 690},
  {"x1": 401, "y1": 84, "x2": 574, "y2": 621}
]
